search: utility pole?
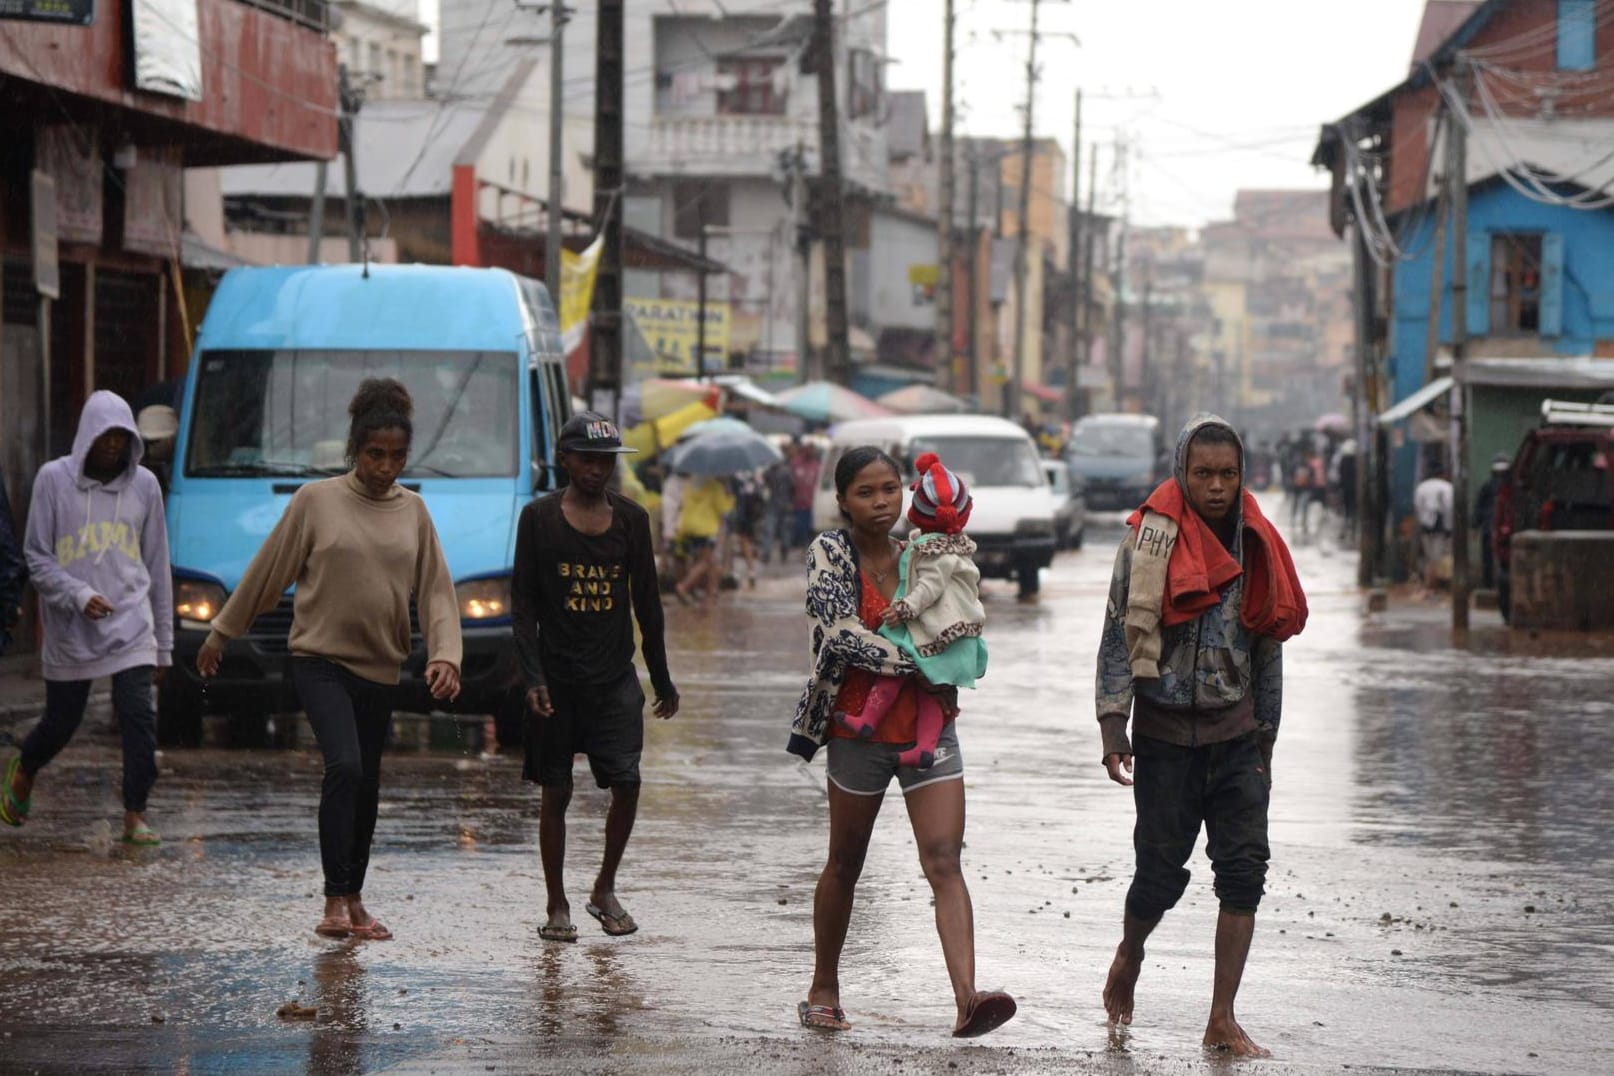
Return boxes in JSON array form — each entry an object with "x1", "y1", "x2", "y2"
[
  {"x1": 812, "y1": 0, "x2": 852, "y2": 386},
  {"x1": 1005, "y1": 0, "x2": 1041, "y2": 420},
  {"x1": 308, "y1": 157, "x2": 327, "y2": 263},
  {"x1": 338, "y1": 64, "x2": 363, "y2": 263},
  {"x1": 1109, "y1": 132, "x2": 1129, "y2": 410},
  {"x1": 696, "y1": 205, "x2": 709, "y2": 380},
  {"x1": 545, "y1": 2, "x2": 568, "y2": 300},
  {"x1": 591, "y1": 0, "x2": 625, "y2": 418},
  {"x1": 1079, "y1": 146, "x2": 1097, "y2": 404},
  {"x1": 1066, "y1": 87, "x2": 1082, "y2": 420},
  {"x1": 965, "y1": 142, "x2": 981, "y2": 402},
  {"x1": 1448, "y1": 65, "x2": 1472, "y2": 632},
  {"x1": 935, "y1": 0, "x2": 956, "y2": 391},
  {"x1": 1350, "y1": 214, "x2": 1378, "y2": 586},
  {"x1": 784, "y1": 144, "x2": 813, "y2": 385}
]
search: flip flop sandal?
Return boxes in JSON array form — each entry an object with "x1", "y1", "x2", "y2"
[
  {"x1": 120, "y1": 824, "x2": 161, "y2": 846},
  {"x1": 538, "y1": 923, "x2": 579, "y2": 943},
  {"x1": 350, "y1": 920, "x2": 394, "y2": 941},
  {"x1": 315, "y1": 917, "x2": 353, "y2": 939},
  {"x1": 585, "y1": 901, "x2": 638, "y2": 936},
  {"x1": 797, "y1": 1001, "x2": 851, "y2": 1031},
  {"x1": 1, "y1": 757, "x2": 30, "y2": 826},
  {"x1": 953, "y1": 990, "x2": 1017, "y2": 1039}
]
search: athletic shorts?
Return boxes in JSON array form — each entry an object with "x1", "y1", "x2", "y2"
[
  {"x1": 522, "y1": 668, "x2": 646, "y2": 789},
  {"x1": 825, "y1": 722, "x2": 964, "y2": 796}
]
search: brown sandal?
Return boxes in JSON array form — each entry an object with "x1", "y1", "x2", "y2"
[{"x1": 314, "y1": 915, "x2": 352, "y2": 939}]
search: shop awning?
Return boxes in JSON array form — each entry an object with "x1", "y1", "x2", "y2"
[{"x1": 1377, "y1": 377, "x2": 1452, "y2": 425}]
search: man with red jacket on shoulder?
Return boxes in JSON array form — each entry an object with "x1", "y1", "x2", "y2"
[{"x1": 1095, "y1": 415, "x2": 1307, "y2": 1059}]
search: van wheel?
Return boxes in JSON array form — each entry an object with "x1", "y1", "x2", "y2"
[
  {"x1": 1070, "y1": 526, "x2": 1085, "y2": 551},
  {"x1": 495, "y1": 687, "x2": 527, "y2": 749},
  {"x1": 157, "y1": 678, "x2": 204, "y2": 747},
  {"x1": 1016, "y1": 560, "x2": 1042, "y2": 599}
]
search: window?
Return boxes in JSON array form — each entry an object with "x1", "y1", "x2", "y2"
[
  {"x1": 402, "y1": 55, "x2": 416, "y2": 97},
  {"x1": 848, "y1": 48, "x2": 882, "y2": 120},
  {"x1": 717, "y1": 58, "x2": 786, "y2": 116},
  {"x1": 672, "y1": 182, "x2": 729, "y2": 240},
  {"x1": 1558, "y1": 0, "x2": 1597, "y2": 71},
  {"x1": 1490, "y1": 234, "x2": 1544, "y2": 334},
  {"x1": 369, "y1": 43, "x2": 382, "y2": 81}
]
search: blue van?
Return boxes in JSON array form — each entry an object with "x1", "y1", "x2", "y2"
[{"x1": 159, "y1": 264, "x2": 571, "y2": 745}]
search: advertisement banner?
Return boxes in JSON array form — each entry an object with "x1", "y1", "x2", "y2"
[
  {"x1": 130, "y1": 0, "x2": 203, "y2": 101},
  {"x1": 624, "y1": 298, "x2": 730, "y2": 376},
  {"x1": 559, "y1": 234, "x2": 604, "y2": 355},
  {"x1": 0, "y1": 0, "x2": 93, "y2": 25}
]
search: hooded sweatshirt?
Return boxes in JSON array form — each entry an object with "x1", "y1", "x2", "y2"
[
  {"x1": 24, "y1": 391, "x2": 173, "y2": 681},
  {"x1": 1093, "y1": 415, "x2": 1291, "y2": 761}
]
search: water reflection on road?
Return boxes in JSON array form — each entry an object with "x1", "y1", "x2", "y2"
[{"x1": 1, "y1": 519, "x2": 1610, "y2": 1074}]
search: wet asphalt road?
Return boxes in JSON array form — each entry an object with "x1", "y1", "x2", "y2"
[{"x1": 2, "y1": 509, "x2": 1612, "y2": 1075}]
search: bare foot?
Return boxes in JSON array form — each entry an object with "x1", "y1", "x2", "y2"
[
  {"x1": 1103, "y1": 943, "x2": 1143, "y2": 1026},
  {"x1": 545, "y1": 901, "x2": 574, "y2": 935},
  {"x1": 1204, "y1": 1013, "x2": 1271, "y2": 1058}
]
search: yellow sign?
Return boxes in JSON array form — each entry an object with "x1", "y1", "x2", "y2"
[
  {"x1": 625, "y1": 298, "x2": 730, "y2": 375},
  {"x1": 559, "y1": 234, "x2": 604, "y2": 351}
]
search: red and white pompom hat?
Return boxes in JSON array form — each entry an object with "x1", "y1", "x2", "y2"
[{"x1": 907, "y1": 452, "x2": 973, "y2": 534}]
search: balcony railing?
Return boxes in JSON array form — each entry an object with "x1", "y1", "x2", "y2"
[
  {"x1": 234, "y1": 0, "x2": 327, "y2": 33},
  {"x1": 646, "y1": 114, "x2": 817, "y2": 173}
]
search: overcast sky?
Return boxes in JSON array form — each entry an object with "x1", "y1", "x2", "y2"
[
  {"x1": 421, "y1": 0, "x2": 1431, "y2": 229},
  {"x1": 886, "y1": 0, "x2": 1430, "y2": 227}
]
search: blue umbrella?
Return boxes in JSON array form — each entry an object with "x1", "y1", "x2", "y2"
[
  {"x1": 677, "y1": 416, "x2": 754, "y2": 443},
  {"x1": 665, "y1": 426, "x2": 783, "y2": 476}
]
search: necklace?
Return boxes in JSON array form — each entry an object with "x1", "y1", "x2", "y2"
[{"x1": 865, "y1": 538, "x2": 899, "y2": 585}]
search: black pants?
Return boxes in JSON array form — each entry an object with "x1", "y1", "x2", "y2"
[
  {"x1": 1125, "y1": 732, "x2": 1270, "y2": 922},
  {"x1": 20, "y1": 667, "x2": 157, "y2": 812},
  {"x1": 291, "y1": 657, "x2": 393, "y2": 898}
]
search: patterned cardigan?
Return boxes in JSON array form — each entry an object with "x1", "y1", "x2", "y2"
[{"x1": 788, "y1": 529, "x2": 919, "y2": 761}]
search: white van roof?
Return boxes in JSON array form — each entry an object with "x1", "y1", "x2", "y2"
[{"x1": 829, "y1": 414, "x2": 1033, "y2": 443}]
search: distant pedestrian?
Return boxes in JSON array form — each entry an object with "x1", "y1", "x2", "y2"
[
  {"x1": 197, "y1": 379, "x2": 463, "y2": 941},
  {"x1": 0, "y1": 476, "x2": 24, "y2": 656},
  {"x1": 790, "y1": 445, "x2": 1016, "y2": 1038},
  {"x1": 1414, "y1": 464, "x2": 1454, "y2": 595},
  {"x1": 765, "y1": 457, "x2": 796, "y2": 559},
  {"x1": 511, "y1": 412, "x2": 678, "y2": 943},
  {"x1": 789, "y1": 441, "x2": 820, "y2": 548},
  {"x1": 1472, "y1": 452, "x2": 1511, "y2": 590},
  {"x1": 1097, "y1": 415, "x2": 1306, "y2": 1058},
  {"x1": 1, "y1": 392, "x2": 173, "y2": 843},
  {"x1": 673, "y1": 475, "x2": 733, "y2": 608},
  {"x1": 840, "y1": 452, "x2": 988, "y2": 772}
]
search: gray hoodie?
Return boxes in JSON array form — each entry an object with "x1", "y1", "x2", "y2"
[{"x1": 24, "y1": 391, "x2": 173, "y2": 680}]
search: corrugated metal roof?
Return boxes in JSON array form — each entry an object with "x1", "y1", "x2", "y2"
[
  {"x1": 1411, "y1": 1, "x2": 1482, "y2": 68},
  {"x1": 218, "y1": 99, "x2": 494, "y2": 200}
]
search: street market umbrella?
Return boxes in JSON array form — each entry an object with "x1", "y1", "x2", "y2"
[
  {"x1": 1314, "y1": 412, "x2": 1351, "y2": 434},
  {"x1": 773, "y1": 381, "x2": 892, "y2": 424},
  {"x1": 677, "y1": 416, "x2": 754, "y2": 443},
  {"x1": 622, "y1": 400, "x2": 717, "y2": 455},
  {"x1": 877, "y1": 384, "x2": 971, "y2": 415},
  {"x1": 665, "y1": 426, "x2": 783, "y2": 476},
  {"x1": 639, "y1": 379, "x2": 722, "y2": 420}
]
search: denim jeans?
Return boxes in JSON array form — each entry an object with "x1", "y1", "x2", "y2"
[
  {"x1": 20, "y1": 667, "x2": 158, "y2": 812},
  {"x1": 1125, "y1": 731, "x2": 1270, "y2": 921},
  {"x1": 290, "y1": 657, "x2": 394, "y2": 898}
]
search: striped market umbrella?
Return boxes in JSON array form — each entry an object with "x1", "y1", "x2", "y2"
[{"x1": 773, "y1": 381, "x2": 892, "y2": 424}]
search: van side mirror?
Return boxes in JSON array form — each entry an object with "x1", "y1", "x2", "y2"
[{"x1": 533, "y1": 460, "x2": 555, "y2": 492}]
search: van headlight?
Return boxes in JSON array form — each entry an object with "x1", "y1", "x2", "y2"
[
  {"x1": 175, "y1": 579, "x2": 227, "y2": 629},
  {"x1": 457, "y1": 576, "x2": 512, "y2": 621},
  {"x1": 1015, "y1": 518, "x2": 1055, "y2": 538}
]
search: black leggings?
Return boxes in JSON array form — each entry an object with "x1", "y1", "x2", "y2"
[
  {"x1": 290, "y1": 657, "x2": 393, "y2": 898},
  {"x1": 20, "y1": 667, "x2": 158, "y2": 813}
]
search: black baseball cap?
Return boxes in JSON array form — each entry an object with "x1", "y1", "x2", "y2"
[{"x1": 557, "y1": 412, "x2": 638, "y2": 455}]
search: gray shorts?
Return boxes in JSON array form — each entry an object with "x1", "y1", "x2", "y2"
[{"x1": 825, "y1": 723, "x2": 964, "y2": 796}]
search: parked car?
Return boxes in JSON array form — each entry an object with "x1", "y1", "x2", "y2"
[
  {"x1": 1494, "y1": 398, "x2": 1614, "y2": 622},
  {"x1": 814, "y1": 415, "x2": 1060, "y2": 598},
  {"x1": 1041, "y1": 458, "x2": 1087, "y2": 550},
  {"x1": 1064, "y1": 413, "x2": 1167, "y2": 512},
  {"x1": 159, "y1": 265, "x2": 572, "y2": 746}
]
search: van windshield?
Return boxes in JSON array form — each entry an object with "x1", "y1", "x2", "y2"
[
  {"x1": 185, "y1": 349, "x2": 520, "y2": 478},
  {"x1": 1069, "y1": 423, "x2": 1154, "y2": 459},
  {"x1": 910, "y1": 436, "x2": 1043, "y2": 488}
]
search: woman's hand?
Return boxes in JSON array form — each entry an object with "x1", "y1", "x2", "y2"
[
  {"x1": 196, "y1": 642, "x2": 224, "y2": 678},
  {"x1": 425, "y1": 661, "x2": 461, "y2": 702}
]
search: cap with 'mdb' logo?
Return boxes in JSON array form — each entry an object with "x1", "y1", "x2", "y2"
[{"x1": 557, "y1": 412, "x2": 638, "y2": 454}]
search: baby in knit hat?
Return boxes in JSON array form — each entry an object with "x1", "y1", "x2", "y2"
[{"x1": 835, "y1": 452, "x2": 988, "y2": 769}]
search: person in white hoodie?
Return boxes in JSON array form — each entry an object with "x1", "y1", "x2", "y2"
[{"x1": 0, "y1": 391, "x2": 173, "y2": 843}]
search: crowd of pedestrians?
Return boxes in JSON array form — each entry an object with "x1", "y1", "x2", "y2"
[{"x1": 0, "y1": 393, "x2": 1309, "y2": 1057}]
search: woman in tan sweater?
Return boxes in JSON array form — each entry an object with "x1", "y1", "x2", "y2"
[{"x1": 197, "y1": 379, "x2": 462, "y2": 940}]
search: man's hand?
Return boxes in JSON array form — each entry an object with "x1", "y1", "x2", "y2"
[
  {"x1": 152, "y1": 667, "x2": 168, "y2": 688},
  {"x1": 425, "y1": 661, "x2": 461, "y2": 702},
  {"x1": 84, "y1": 595, "x2": 114, "y2": 621},
  {"x1": 526, "y1": 685, "x2": 554, "y2": 717},
  {"x1": 196, "y1": 642, "x2": 224, "y2": 678},
  {"x1": 653, "y1": 692, "x2": 679, "y2": 720},
  {"x1": 1103, "y1": 752, "x2": 1135, "y2": 787}
]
